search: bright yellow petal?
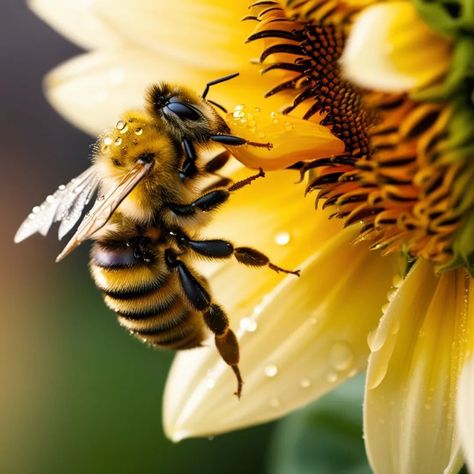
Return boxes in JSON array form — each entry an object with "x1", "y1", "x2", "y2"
[
  {"x1": 226, "y1": 106, "x2": 345, "y2": 170},
  {"x1": 45, "y1": 49, "x2": 288, "y2": 135},
  {"x1": 29, "y1": 0, "x2": 122, "y2": 50},
  {"x1": 364, "y1": 262, "x2": 473, "y2": 474},
  {"x1": 341, "y1": 2, "x2": 451, "y2": 92},
  {"x1": 163, "y1": 225, "x2": 398, "y2": 440}
]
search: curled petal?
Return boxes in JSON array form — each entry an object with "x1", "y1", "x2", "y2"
[
  {"x1": 341, "y1": 2, "x2": 451, "y2": 92},
  {"x1": 164, "y1": 222, "x2": 398, "y2": 441},
  {"x1": 365, "y1": 262, "x2": 473, "y2": 474},
  {"x1": 226, "y1": 106, "x2": 345, "y2": 170}
]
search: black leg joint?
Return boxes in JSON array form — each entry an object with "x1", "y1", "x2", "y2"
[
  {"x1": 177, "y1": 262, "x2": 211, "y2": 311},
  {"x1": 179, "y1": 138, "x2": 198, "y2": 181},
  {"x1": 192, "y1": 189, "x2": 229, "y2": 212},
  {"x1": 204, "y1": 304, "x2": 229, "y2": 336},
  {"x1": 189, "y1": 239, "x2": 234, "y2": 258},
  {"x1": 210, "y1": 134, "x2": 247, "y2": 146}
]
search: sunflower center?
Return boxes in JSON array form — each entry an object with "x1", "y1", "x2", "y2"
[{"x1": 247, "y1": 0, "x2": 473, "y2": 269}]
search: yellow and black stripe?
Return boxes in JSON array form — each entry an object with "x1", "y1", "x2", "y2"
[{"x1": 90, "y1": 242, "x2": 205, "y2": 350}]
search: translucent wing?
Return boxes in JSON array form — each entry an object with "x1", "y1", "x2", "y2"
[
  {"x1": 14, "y1": 166, "x2": 100, "y2": 244},
  {"x1": 55, "y1": 160, "x2": 152, "y2": 262}
]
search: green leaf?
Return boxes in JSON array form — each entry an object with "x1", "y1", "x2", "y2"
[{"x1": 267, "y1": 376, "x2": 370, "y2": 474}]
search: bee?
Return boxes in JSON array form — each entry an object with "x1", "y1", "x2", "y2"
[{"x1": 14, "y1": 73, "x2": 299, "y2": 397}]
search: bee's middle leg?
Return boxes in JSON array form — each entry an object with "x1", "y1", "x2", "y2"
[{"x1": 170, "y1": 231, "x2": 300, "y2": 277}]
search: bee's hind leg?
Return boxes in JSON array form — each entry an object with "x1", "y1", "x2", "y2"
[{"x1": 164, "y1": 248, "x2": 243, "y2": 398}]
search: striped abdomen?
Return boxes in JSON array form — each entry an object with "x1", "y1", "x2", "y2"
[{"x1": 89, "y1": 242, "x2": 206, "y2": 350}]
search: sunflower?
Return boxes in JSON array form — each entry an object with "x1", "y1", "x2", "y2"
[{"x1": 30, "y1": 0, "x2": 474, "y2": 472}]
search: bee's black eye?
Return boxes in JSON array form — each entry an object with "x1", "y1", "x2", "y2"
[{"x1": 164, "y1": 100, "x2": 201, "y2": 121}]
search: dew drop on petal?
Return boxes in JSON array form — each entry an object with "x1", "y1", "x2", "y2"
[
  {"x1": 300, "y1": 378, "x2": 311, "y2": 389},
  {"x1": 329, "y1": 341, "x2": 354, "y2": 372},
  {"x1": 326, "y1": 372, "x2": 338, "y2": 383},
  {"x1": 269, "y1": 397, "x2": 281, "y2": 408},
  {"x1": 274, "y1": 231, "x2": 291, "y2": 246},
  {"x1": 206, "y1": 378, "x2": 215, "y2": 390},
  {"x1": 264, "y1": 364, "x2": 278, "y2": 378},
  {"x1": 58, "y1": 184, "x2": 66, "y2": 191},
  {"x1": 32, "y1": 206, "x2": 40, "y2": 214},
  {"x1": 240, "y1": 317, "x2": 257, "y2": 333}
]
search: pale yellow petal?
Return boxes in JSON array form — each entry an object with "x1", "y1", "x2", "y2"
[
  {"x1": 163, "y1": 225, "x2": 398, "y2": 440},
  {"x1": 94, "y1": 0, "x2": 260, "y2": 70},
  {"x1": 341, "y1": 2, "x2": 451, "y2": 92},
  {"x1": 45, "y1": 49, "x2": 290, "y2": 136},
  {"x1": 365, "y1": 262, "x2": 473, "y2": 474},
  {"x1": 457, "y1": 310, "x2": 474, "y2": 471},
  {"x1": 29, "y1": 0, "x2": 122, "y2": 50},
  {"x1": 226, "y1": 106, "x2": 345, "y2": 170}
]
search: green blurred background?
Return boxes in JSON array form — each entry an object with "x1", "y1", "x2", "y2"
[{"x1": 0, "y1": 2, "x2": 369, "y2": 473}]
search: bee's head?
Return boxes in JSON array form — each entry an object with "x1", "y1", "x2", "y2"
[{"x1": 145, "y1": 82, "x2": 228, "y2": 141}]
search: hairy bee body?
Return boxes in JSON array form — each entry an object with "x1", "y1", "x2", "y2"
[
  {"x1": 15, "y1": 74, "x2": 296, "y2": 397},
  {"x1": 90, "y1": 239, "x2": 206, "y2": 350}
]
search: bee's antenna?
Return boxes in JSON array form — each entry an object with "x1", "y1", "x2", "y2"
[
  {"x1": 202, "y1": 73, "x2": 240, "y2": 100},
  {"x1": 207, "y1": 99, "x2": 228, "y2": 113}
]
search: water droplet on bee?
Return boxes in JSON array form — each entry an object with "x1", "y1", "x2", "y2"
[
  {"x1": 240, "y1": 317, "x2": 257, "y2": 332},
  {"x1": 270, "y1": 111, "x2": 277, "y2": 119},
  {"x1": 103, "y1": 137, "x2": 113, "y2": 145},
  {"x1": 114, "y1": 137, "x2": 122, "y2": 146},
  {"x1": 258, "y1": 132, "x2": 266, "y2": 139},
  {"x1": 116, "y1": 120, "x2": 126, "y2": 130},
  {"x1": 264, "y1": 364, "x2": 278, "y2": 378},
  {"x1": 135, "y1": 127, "x2": 143, "y2": 136},
  {"x1": 285, "y1": 121, "x2": 294, "y2": 131},
  {"x1": 329, "y1": 341, "x2": 354, "y2": 372},
  {"x1": 235, "y1": 104, "x2": 244, "y2": 111},
  {"x1": 254, "y1": 107, "x2": 261, "y2": 113},
  {"x1": 300, "y1": 378, "x2": 311, "y2": 388},
  {"x1": 274, "y1": 231, "x2": 291, "y2": 246}
]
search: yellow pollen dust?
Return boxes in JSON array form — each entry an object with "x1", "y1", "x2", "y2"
[{"x1": 226, "y1": 105, "x2": 344, "y2": 171}]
